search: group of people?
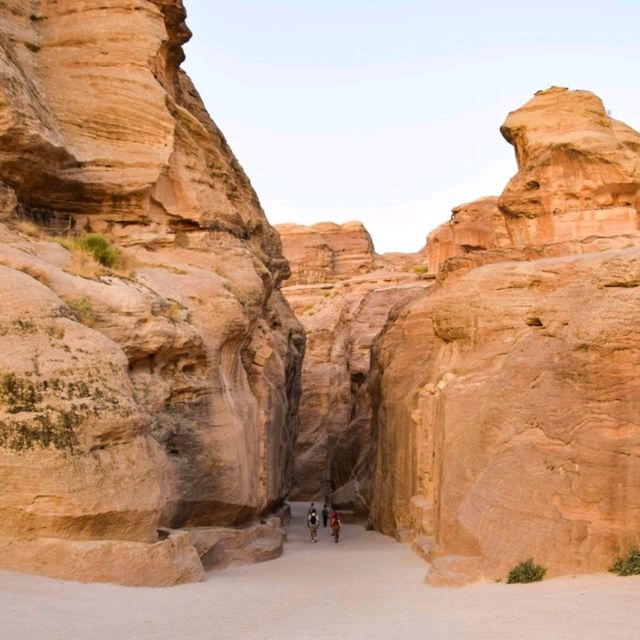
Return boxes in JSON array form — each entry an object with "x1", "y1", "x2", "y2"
[{"x1": 306, "y1": 503, "x2": 341, "y2": 543}]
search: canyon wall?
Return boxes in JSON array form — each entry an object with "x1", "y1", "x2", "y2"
[
  {"x1": 371, "y1": 87, "x2": 640, "y2": 584},
  {"x1": 276, "y1": 222, "x2": 429, "y2": 511},
  {"x1": 0, "y1": 0, "x2": 303, "y2": 585}
]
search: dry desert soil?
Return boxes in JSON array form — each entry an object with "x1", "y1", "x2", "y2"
[{"x1": 1, "y1": 503, "x2": 639, "y2": 640}]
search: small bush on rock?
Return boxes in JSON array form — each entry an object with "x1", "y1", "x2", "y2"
[
  {"x1": 507, "y1": 558, "x2": 546, "y2": 584},
  {"x1": 75, "y1": 233, "x2": 120, "y2": 267},
  {"x1": 610, "y1": 547, "x2": 640, "y2": 576}
]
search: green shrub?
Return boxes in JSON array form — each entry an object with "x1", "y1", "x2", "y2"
[
  {"x1": 75, "y1": 233, "x2": 120, "y2": 267},
  {"x1": 507, "y1": 558, "x2": 546, "y2": 584},
  {"x1": 610, "y1": 547, "x2": 640, "y2": 576}
]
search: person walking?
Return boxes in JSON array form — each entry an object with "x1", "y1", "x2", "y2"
[
  {"x1": 307, "y1": 502, "x2": 316, "y2": 516},
  {"x1": 329, "y1": 507, "x2": 341, "y2": 543},
  {"x1": 307, "y1": 508, "x2": 319, "y2": 543},
  {"x1": 321, "y1": 503, "x2": 329, "y2": 527}
]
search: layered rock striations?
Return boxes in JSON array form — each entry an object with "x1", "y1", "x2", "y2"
[
  {"x1": 426, "y1": 87, "x2": 640, "y2": 278},
  {"x1": 424, "y1": 197, "x2": 510, "y2": 274},
  {"x1": 0, "y1": 0, "x2": 303, "y2": 585},
  {"x1": 276, "y1": 222, "x2": 429, "y2": 511},
  {"x1": 371, "y1": 87, "x2": 640, "y2": 584},
  {"x1": 276, "y1": 221, "x2": 379, "y2": 286},
  {"x1": 499, "y1": 86, "x2": 640, "y2": 249}
]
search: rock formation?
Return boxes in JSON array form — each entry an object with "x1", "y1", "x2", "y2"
[
  {"x1": 499, "y1": 86, "x2": 640, "y2": 249},
  {"x1": 371, "y1": 87, "x2": 640, "y2": 584},
  {"x1": 277, "y1": 221, "x2": 379, "y2": 285},
  {"x1": 0, "y1": 0, "x2": 303, "y2": 586},
  {"x1": 276, "y1": 222, "x2": 429, "y2": 511},
  {"x1": 426, "y1": 87, "x2": 640, "y2": 277},
  {"x1": 424, "y1": 197, "x2": 510, "y2": 274}
]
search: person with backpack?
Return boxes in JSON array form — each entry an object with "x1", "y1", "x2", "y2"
[
  {"x1": 321, "y1": 503, "x2": 329, "y2": 527},
  {"x1": 307, "y1": 508, "x2": 319, "y2": 542},
  {"x1": 329, "y1": 508, "x2": 341, "y2": 543}
]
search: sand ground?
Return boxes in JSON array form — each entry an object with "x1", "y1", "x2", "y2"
[{"x1": 1, "y1": 502, "x2": 639, "y2": 639}]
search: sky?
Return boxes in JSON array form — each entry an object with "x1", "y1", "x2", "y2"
[{"x1": 182, "y1": 1, "x2": 640, "y2": 253}]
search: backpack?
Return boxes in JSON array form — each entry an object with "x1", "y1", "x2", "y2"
[{"x1": 310, "y1": 512, "x2": 317, "y2": 526}]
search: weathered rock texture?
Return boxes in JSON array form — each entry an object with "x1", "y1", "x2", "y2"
[
  {"x1": 276, "y1": 222, "x2": 429, "y2": 511},
  {"x1": 372, "y1": 87, "x2": 640, "y2": 584},
  {"x1": 499, "y1": 87, "x2": 640, "y2": 249},
  {"x1": 425, "y1": 197, "x2": 510, "y2": 274},
  {"x1": 276, "y1": 221, "x2": 379, "y2": 285},
  {"x1": 425, "y1": 87, "x2": 640, "y2": 277},
  {"x1": 0, "y1": 0, "x2": 303, "y2": 585},
  {"x1": 185, "y1": 521, "x2": 286, "y2": 571}
]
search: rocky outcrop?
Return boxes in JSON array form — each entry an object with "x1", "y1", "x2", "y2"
[
  {"x1": 499, "y1": 87, "x2": 640, "y2": 249},
  {"x1": 185, "y1": 520, "x2": 286, "y2": 571},
  {"x1": 424, "y1": 87, "x2": 640, "y2": 279},
  {"x1": 0, "y1": 0, "x2": 303, "y2": 585},
  {"x1": 276, "y1": 221, "x2": 379, "y2": 285},
  {"x1": 370, "y1": 87, "x2": 640, "y2": 584},
  {"x1": 276, "y1": 222, "x2": 429, "y2": 511},
  {"x1": 424, "y1": 197, "x2": 510, "y2": 274}
]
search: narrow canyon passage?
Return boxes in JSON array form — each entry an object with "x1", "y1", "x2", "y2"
[{"x1": 1, "y1": 502, "x2": 639, "y2": 640}]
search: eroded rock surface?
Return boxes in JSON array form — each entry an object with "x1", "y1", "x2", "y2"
[
  {"x1": 425, "y1": 197, "x2": 510, "y2": 274},
  {"x1": 499, "y1": 86, "x2": 640, "y2": 249},
  {"x1": 0, "y1": 0, "x2": 303, "y2": 585},
  {"x1": 371, "y1": 87, "x2": 640, "y2": 584},
  {"x1": 276, "y1": 221, "x2": 379, "y2": 285},
  {"x1": 424, "y1": 87, "x2": 640, "y2": 279},
  {"x1": 276, "y1": 222, "x2": 429, "y2": 511}
]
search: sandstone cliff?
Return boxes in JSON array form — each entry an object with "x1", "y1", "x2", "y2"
[
  {"x1": 0, "y1": 0, "x2": 303, "y2": 586},
  {"x1": 371, "y1": 87, "x2": 640, "y2": 584},
  {"x1": 276, "y1": 222, "x2": 429, "y2": 511},
  {"x1": 425, "y1": 87, "x2": 640, "y2": 277},
  {"x1": 499, "y1": 86, "x2": 640, "y2": 249},
  {"x1": 424, "y1": 197, "x2": 510, "y2": 274}
]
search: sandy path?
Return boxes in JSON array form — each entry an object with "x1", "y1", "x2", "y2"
[{"x1": 1, "y1": 502, "x2": 639, "y2": 639}]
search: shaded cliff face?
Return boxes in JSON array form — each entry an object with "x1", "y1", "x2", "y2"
[
  {"x1": 0, "y1": 0, "x2": 303, "y2": 585},
  {"x1": 372, "y1": 87, "x2": 640, "y2": 584},
  {"x1": 276, "y1": 222, "x2": 428, "y2": 511}
]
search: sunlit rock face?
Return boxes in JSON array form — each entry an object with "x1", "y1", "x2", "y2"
[
  {"x1": 499, "y1": 86, "x2": 640, "y2": 249},
  {"x1": 276, "y1": 222, "x2": 429, "y2": 512},
  {"x1": 424, "y1": 197, "x2": 510, "y2": 274},
  {"x1": 276, "y1": 221, "x2": 379, "y2": 286},
  {"x1": 370, "y1": 88, "x2": 640, "y2": 585},
  {"x1": 424, "y1": 87, "x2": 640, "y2": 279},
  {"x1": 0, "y1": 0, "x2": 303, "y2": 585}
]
